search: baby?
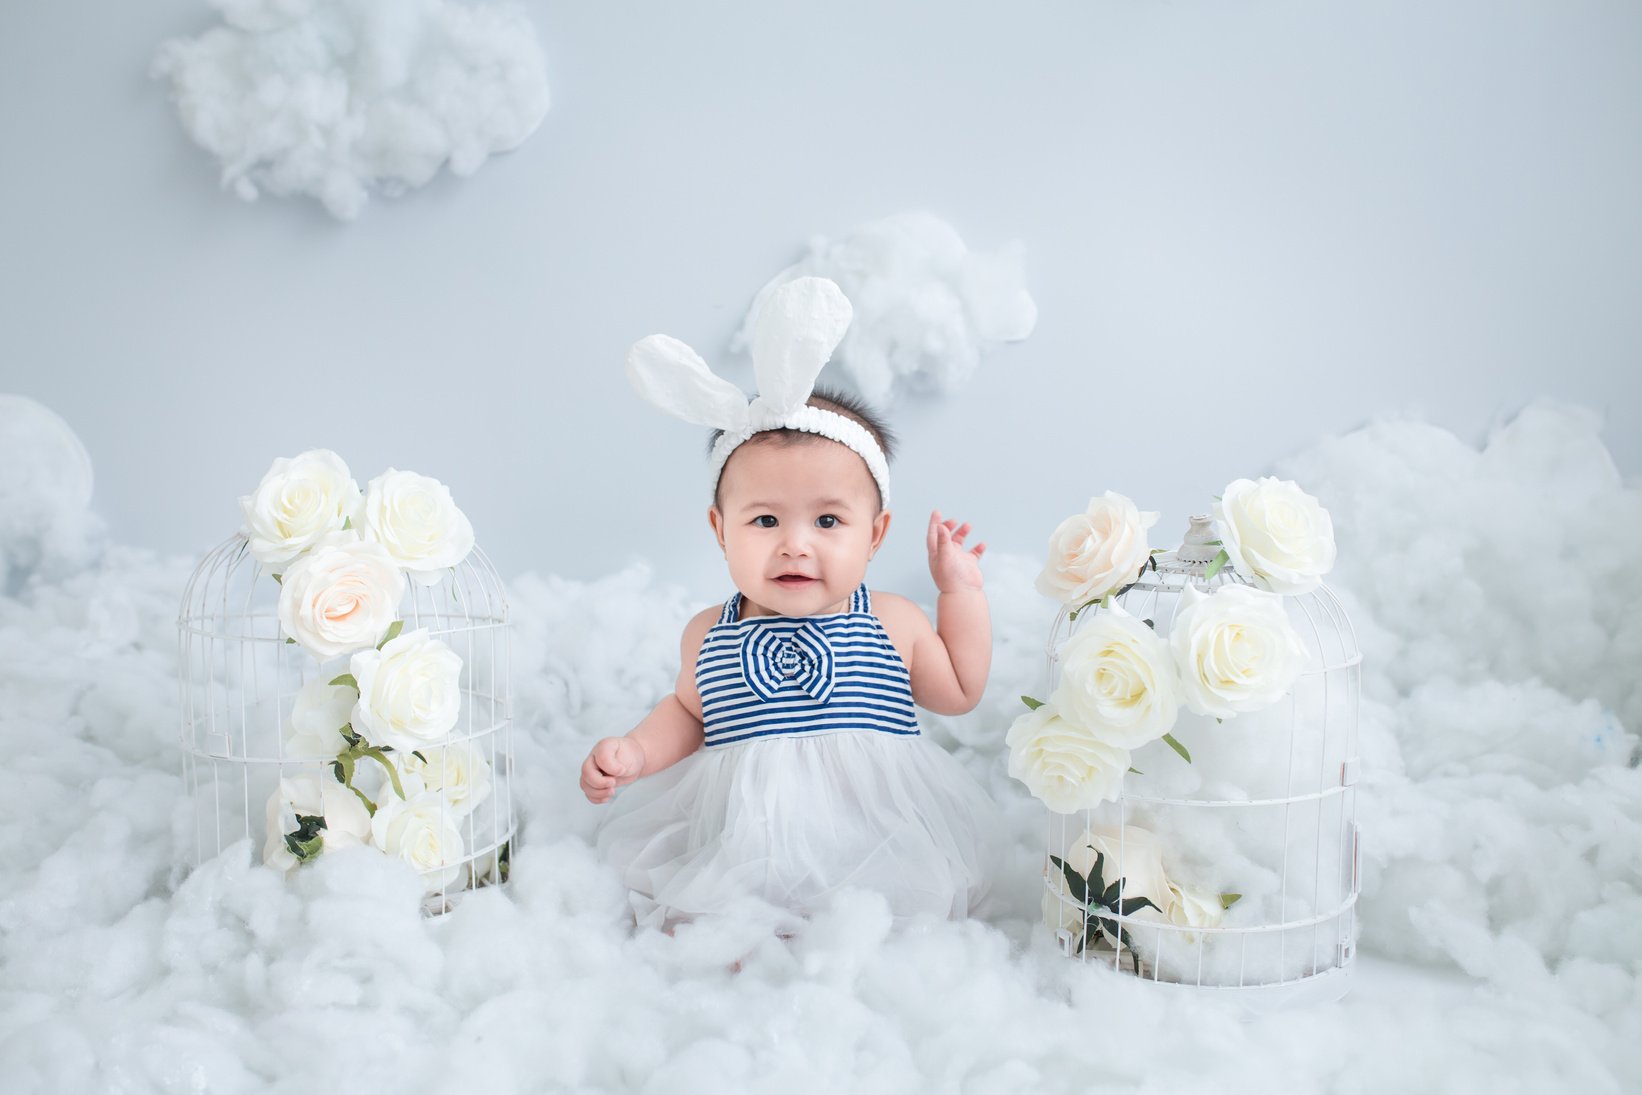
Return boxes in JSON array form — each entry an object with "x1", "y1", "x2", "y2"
[{"x1": 582, "y1": 277, "x2": 1004, "y2": 932}]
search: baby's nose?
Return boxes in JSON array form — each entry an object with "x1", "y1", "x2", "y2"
[{"x1": 777, "y1": 529, "x2": 813, "y2": 555}]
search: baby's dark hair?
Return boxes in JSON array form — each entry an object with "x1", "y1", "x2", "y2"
[{"x1": 710, "y1": 387, "x2": 896, "y2": 510}]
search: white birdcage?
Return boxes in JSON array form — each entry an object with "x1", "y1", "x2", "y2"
[
  {"x1": 1040, "y1": 515, "x2": 1361, "y2": 1006},
  {"x1": 177, "y1": 533, "x2": 515, "y2": 914}
]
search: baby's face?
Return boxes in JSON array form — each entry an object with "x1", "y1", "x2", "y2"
[{"x1": 709, "y1": 437, "x2": 890, "y2": 618}]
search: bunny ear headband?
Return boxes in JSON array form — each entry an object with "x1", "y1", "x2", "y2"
[{"x1": 625, "y1": 276, "x2": 892, "y2": 508}]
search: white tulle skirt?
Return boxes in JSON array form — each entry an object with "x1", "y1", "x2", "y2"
[{"x1": 595, "y1": 731, "x2": 1007, "y2": 932}]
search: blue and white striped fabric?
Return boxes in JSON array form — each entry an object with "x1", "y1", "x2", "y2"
[{"x1": 696, "y1": 584, "x2": 921, "y2": 748}]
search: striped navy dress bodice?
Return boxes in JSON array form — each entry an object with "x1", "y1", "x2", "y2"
[{"x1": 696, "y1": 584, "x2": 921, "y2": 748}]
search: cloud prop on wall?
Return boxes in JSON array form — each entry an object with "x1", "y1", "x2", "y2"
[
  {"x1": 152, "y1": 0, "x2": 551, "y2": 221},
  {"x1": 733, "y1": 212, "x2": 1038, "y2": 405}
]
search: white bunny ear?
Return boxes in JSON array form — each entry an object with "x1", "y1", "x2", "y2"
[
  {"x1": 749, "y1": 276, "x2": 854, "y2": 414},
  {"x1": 626, "y1": 335, "x2": 751, "y2": 431}
]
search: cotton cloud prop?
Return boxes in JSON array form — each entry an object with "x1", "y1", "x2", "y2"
[
  {"x1": 733, "y1": 212, "x2": 1038, "y2": 404},
  {"x1": 0, "y1": 395, "x2": 102, "y2": 594},
  {"x1": 1, "y1": 399, "x2": 1637, "y2": 1089},
  {"x1": 152, "y1": 0, "x2": 551, "y2": 221}
]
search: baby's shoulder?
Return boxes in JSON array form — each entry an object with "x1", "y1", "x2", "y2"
[
  {"x1": 867, "y1": 590, "x2": 933, "y2": 638},
  {"x1": 679, "y1": 603, "x2": 722, "y2": 652}
]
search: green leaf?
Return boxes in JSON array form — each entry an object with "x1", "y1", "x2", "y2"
[
  {"x1": 1205, "y1": 539, "x2": 1222, "y2": 546},
  {"x1": 271, "y1": 573, "x2": 283, "y2": 585},
  {"x1": 1215, "y1": 717, "x2": 1224, "y2": 725},
  {"x1": 1021, "y1": 695, "x2": 1045, "y2": 711},
  {"x1": 1149, "y1": 547, "x2": 1168, "y2": 554},
  {"x1": 1127, "y1": 766, "x2": 1144, "y2": 775},
  {"x1": 285, "y1": 637, "x2": 296, "y2": 645},
  {"x1": 1219, "y1": 893, "x2": 1242, "y2": 910},
  {"x1": 283, "y1": 813, "x2": 328, "y2": 862},
  {"x1": 342, "y1": 517, "x2": 352, "y2": 531},
  {"x1": 1051, "y1": 855, "x2": 1089, "y2": 905},
  {"x1": 360, "y1": 746, "x2": 406, "y2": 799},
  {"x1": 1142, "y1": 617, "x2": 1155, "y2": 629},
  {"x1": 1161, "y1": 733, "x2": 1192, "y2": 764},
  {"x1": 411, "y1": 750, "x2": 427, "y2": 764},
  {"x1": 1086, "y1": 851, "x2": 1108, "y2": 895},
  {"x1": 1204, "y1": 548, "x2": 1230, "y2": 581},
  {"x1": 1100, "y1": 880, "x2": 1123, "y2": 908},
  {"x1": 287, "y1": 833, "x2": 325, "y2": 861},
  {"x1": 328, "y1": 673, "x2": 358, "y2": 690},
  {"x1": 346, "y1": 782, "x2": 377, "y2": 817},
  {"x1": 377, "y1": 619, "x2": 404, "y2": 650},
  {"x1": 340, "y1": 724, "x2": 360, "y2": 746},
  {"x1": 1118, "y1": 895, "x2": 1162, "y2": 916}
]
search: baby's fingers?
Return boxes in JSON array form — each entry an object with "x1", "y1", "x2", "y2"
[{"x1": 929, "y1": 519, "x2": 952, "y2": 553}]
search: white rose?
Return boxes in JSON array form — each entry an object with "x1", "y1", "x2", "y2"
[
  {"x1": 398, "y1": 741, "x2": 491, "y2": 818},
  {"x1": 1035, "y1": 492, "x2": 1159, "y2": 606},
  {"x1": 1170, "y1": 584, "x2": 1309, "y2": 719},
  {"x1": 350, "y1": 628, "x2": 463, "y2": 753},
  {"x1": 359, "y1": 469, "x2": 475, "y2": 586},
  {"x1": 370, "y1": 790, "x2": 466, "y2": 893},
  {"x1": 1213, "y1": 477, "x2": 1336, "y2": 595},
  {"x1": 282, "y1": 678, "x2": 357, "y2": 760},
  {"x1": 1052, "y1": 603, "x2": 1182, "y2": 750},
  {"x1": 1055, "y1": 825, "x2": 1173, "y2": 922},
  {"x1": 277, "y1": 532, "x2": 405, "y2": 660},
  {"x1": 1166, "y1": 882, "x2": 1226, "y2": 944},
  {"x1": 1043, "y1": 825, "x2": 1173, "y2": 951},
  {"x1": 262, "y1": 772, "x2": 372, "y2": 873},
  {"x1": 1005, "y1": 702, "x2": 1131, "y2": 814},
  {"x1": 239, "y1": 449, "x2": 362, "y2": 568}
]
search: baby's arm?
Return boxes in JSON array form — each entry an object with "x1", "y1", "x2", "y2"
[
  {"x1": 875, "y1": 511, "x2": 992, "y2": 716},
  {"x1": 579, "y1": 606, "x2": 716, "y2": 804}
]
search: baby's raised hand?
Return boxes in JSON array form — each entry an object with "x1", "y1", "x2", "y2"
[
  {"x1": 580, "y1": 736, "x2": 646, "y2": 804},
  {"x1": 927, "y1": 509, "x2": 987, "y2": 594}
]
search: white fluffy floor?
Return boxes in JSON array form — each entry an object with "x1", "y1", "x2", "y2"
[{"x1": 0, "y1": 399, "x2": 1636, "y2": 1094}]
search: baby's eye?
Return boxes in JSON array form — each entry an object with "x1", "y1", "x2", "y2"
[
  {"x1": 754, "y1": 515, "x2": 778, "y2": 529},
  {"x1": 815, "y1": 515, "x2": 839, "y2": 529}
]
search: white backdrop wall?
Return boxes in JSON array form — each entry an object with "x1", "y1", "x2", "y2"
[{"x1": 2, "y1": 0, "x2": 1639, "y2": 600}]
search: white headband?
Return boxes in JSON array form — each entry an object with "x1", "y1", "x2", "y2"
[{"x1": 625, "y1": 276, "x2": 892, "y2": 508}]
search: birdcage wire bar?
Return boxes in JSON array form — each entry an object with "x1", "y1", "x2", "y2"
[
  {"x1": 1039, "y1": 536, "x2": 1361, "y2": 1005},
  {"x1": 177, "y1": 533, "x2": 515, "y2": 914}
]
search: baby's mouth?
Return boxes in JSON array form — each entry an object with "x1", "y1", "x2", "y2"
[{"x1": 773, "y1": 574, "x2": 816, "y2": 586}]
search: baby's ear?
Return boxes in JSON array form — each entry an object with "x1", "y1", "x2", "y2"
[
  {"x1": 707, "y1": 505, "x2": 728, "y2": 552},
  {"x1": 870, "y1": 509, "x2": 892, "y2": 554}
]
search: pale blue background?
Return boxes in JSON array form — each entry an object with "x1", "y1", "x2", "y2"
[{"x1": 3, "y1": 0, "x2": 1639, "y2": 598}]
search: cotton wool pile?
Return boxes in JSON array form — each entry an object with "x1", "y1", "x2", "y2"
[
  {"x1": 0, "y1": 396, "x2": 1637, "y2": 1093},
  {"x1": 733, "y1": 213, "x2": 1039, "y2": 405},
  {"x1": 151, "y1": 0, "x2": 551, "y2": 221}
]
